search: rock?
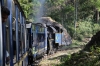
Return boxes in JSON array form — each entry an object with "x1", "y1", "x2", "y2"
[{"x1": 83, "y1": 31, "x2": 100, "y2": 51}]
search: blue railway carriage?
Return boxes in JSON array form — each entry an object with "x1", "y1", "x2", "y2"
[
  {"x1": 0, "y1": 0, "x2": 29, "y2": 66},
  {"x1": 26, "y1": 22, "x2": 47, "y2": 63}
]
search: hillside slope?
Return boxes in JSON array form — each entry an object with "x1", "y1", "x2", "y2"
[{"x1": 63, "y1": 31, "x2": 100, "y2": 66}]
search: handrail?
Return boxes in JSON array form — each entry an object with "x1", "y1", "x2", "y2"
[{"x1": 0, "y1": 3, "x2": 3, "y2": 66}]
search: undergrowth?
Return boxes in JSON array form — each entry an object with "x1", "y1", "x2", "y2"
[{"x1": 56, "y1": 45, "x2": 100, "y2": 66}]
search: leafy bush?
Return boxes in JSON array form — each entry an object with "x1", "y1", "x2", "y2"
[{"x1": 67, "y1": 21, "x2": 100, "y2": 41}]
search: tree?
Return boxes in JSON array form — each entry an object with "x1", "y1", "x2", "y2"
[
  {"x1": 45, "y1": 0, "x2": 74, "y2": 23},
  {"x1": 18, "y1": 0, "x2": 40, "y2": 22},
  {"x1": 78, "y1": 0, "x2": 100, "y2": 22},
  {"x1": 92, "y1": 0, "x2": 100, "y2": 22}
]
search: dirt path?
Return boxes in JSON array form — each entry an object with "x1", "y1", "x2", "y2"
[{"x1": 39, "y1": 47, "x2": 83, "y2": 66}]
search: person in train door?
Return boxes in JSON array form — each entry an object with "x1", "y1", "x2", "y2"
[{"x1": 1, "y1": 6, "x2": 10, "y2": 64}]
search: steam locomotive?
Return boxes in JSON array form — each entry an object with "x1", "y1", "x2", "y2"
[
  {"x1": 26, "y1": 22, "x2": 72, "y2": 65},
  {"x1": 0, "y1": 0, "x2": 72, "y2": 66}
]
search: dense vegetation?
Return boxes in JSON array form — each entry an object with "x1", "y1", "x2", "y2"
[
  {"x1": 57, "y1": 46, "x2": 100, "y2": 66},
  {"x1": 18, "y1": 0, "x2": 100, "y2": 66},
  {"x1": 18, "y1": 0, "x2": 100, "y2": 38}
]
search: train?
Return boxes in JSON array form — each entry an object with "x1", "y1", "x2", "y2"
[
  {"x1": 26, "y1": 21, "x2": 72, "y2": 65},
  {"x1": 0, "y1": 0, "x2": 72, "y2": 66}
]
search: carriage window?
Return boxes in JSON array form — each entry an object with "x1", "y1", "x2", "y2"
[
  {"x1": 38, "y1": 26, "x2": 44, "y2": 32},
  {"x1": 32, "y1": 25, "x2": 35, "y2": 31}
]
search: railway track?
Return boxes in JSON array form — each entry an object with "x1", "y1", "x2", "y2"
[{"x1": 31, "y1": 52, "x2": 56, "y2": 66}]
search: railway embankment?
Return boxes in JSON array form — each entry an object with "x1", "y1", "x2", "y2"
[
  {"x1": 39, "y1": 31, "x2": 100, "y2": 66},
  {"x1": 61, "y1": 31, "x2": 100, "y2": 66}
]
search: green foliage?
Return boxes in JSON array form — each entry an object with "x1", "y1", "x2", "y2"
[
  {"x1": 45, "y1": 0, "x2": 74, "y2": 22},
  {"x1": 18, "y1": 0, "x2": 41, "y2": 21},
  {"x1": 76, "y1": 21, "x2": 93, "y2": 37},
  {"x1": 75, "y1": 21, "x2": 100, "y2": 40},
  {"x1": 92, "y1": 24, "x2": 100, "y2": 34},
  {"x1": 18, "y1": 0, "x2": 34, "y2": 20},
  {"x1": 46, "y1": 0, "x2": 65, "y2": 6},
  {"x1": 92, "y1": 0, "x2": 100, "y2": 11},
  {"x1": 57, "y1": 45, "x2": 100, "y2": 66}
]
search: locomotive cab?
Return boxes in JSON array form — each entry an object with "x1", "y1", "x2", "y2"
[
  {"x1": 32, "y1": 23, "x2": 47, "y2": 59},
  {"x1": 46, "y1": 25, "x2": 57, "y2": 54},
  {"x1": 26, "y1": 22, "x2": 47, "y2": 62}
]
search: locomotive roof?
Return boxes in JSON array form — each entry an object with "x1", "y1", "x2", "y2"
[
  {"x1": 47, "y1": 25, "x2": 57, "y2": 33},
  {"x1": 32, "y1": 22, "x2": 46, "y2": 27}
]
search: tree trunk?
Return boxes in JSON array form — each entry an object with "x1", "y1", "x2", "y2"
[
  {"x1": 93, "y1": 10, "x2": 99, "y2": 23},
  {"x1": 97, "y1": 10, "x2": 99, "y2": 23}
]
